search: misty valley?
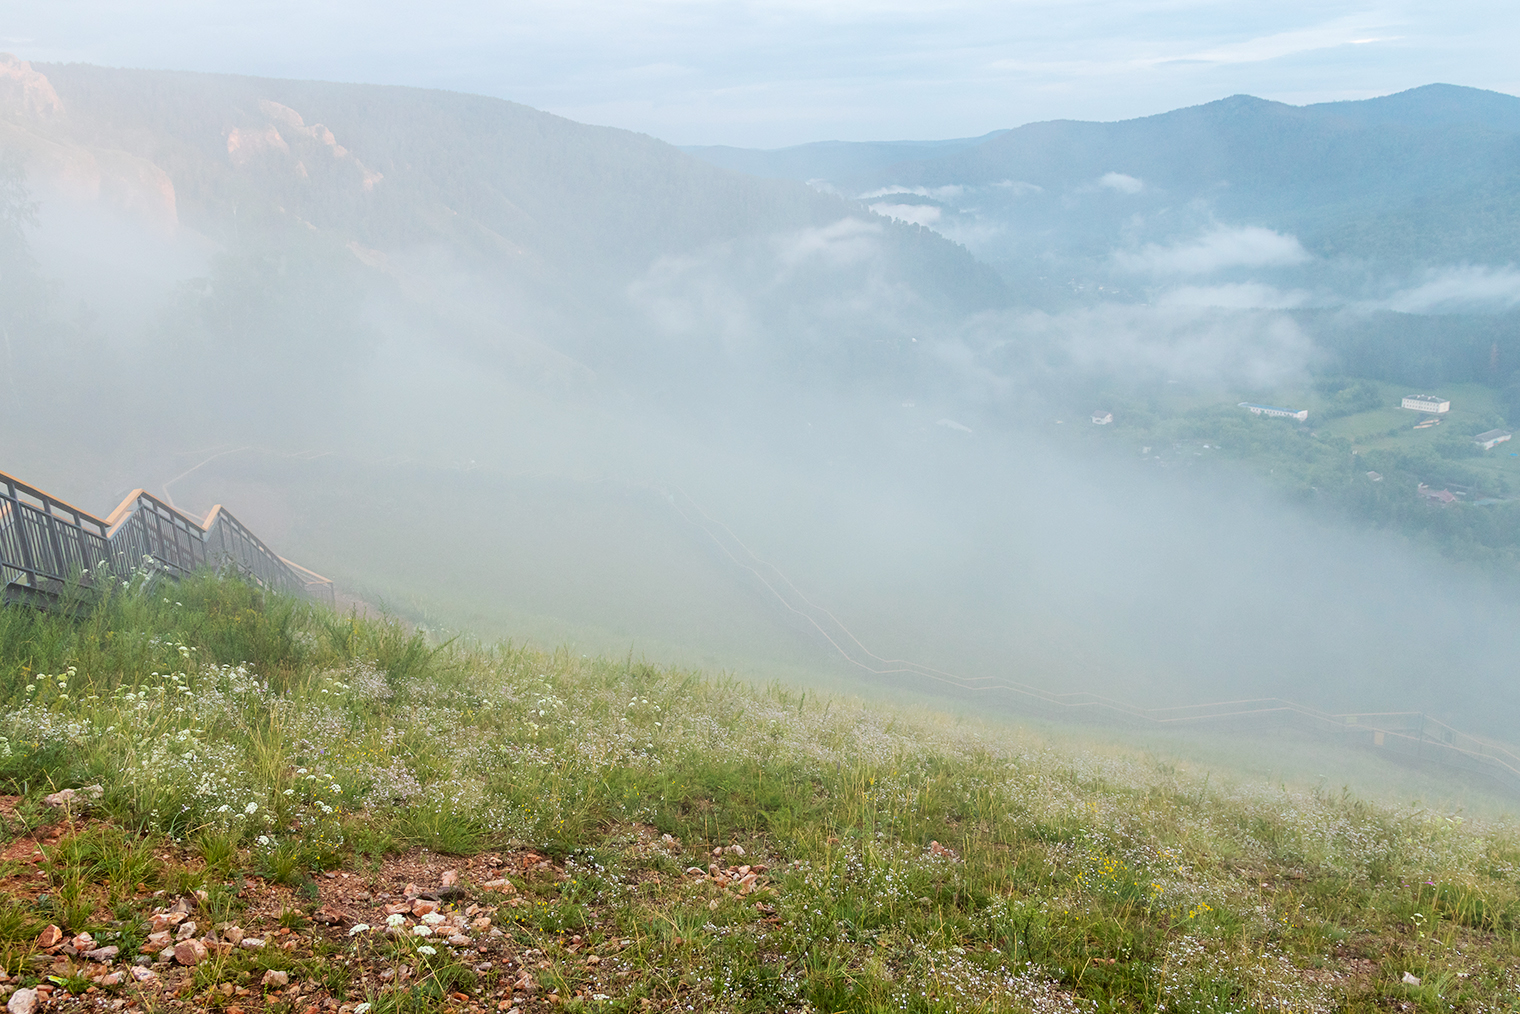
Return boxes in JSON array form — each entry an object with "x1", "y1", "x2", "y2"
[{"x1": 4, "y1": 51, "x2": 1520, "y2": 1014}]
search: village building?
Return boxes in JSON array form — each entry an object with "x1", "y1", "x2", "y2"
[
  {"x1": 1473, "y1": 429, "x2": 1513, "y2": 450},
  {"x1": 1402, "y1": 395, "x2": 1450, "y2": 413},
  {"x1": 1239, "y1": 402, "x2": 1308, "y2": 421}
]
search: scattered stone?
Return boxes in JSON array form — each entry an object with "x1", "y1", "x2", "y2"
[
  {"x1": 173, "y1": 939, "x2": 208, "y2": 965},
  {"x1": 411, "y1": 899, "x2": 439, "y2": 918},
  {"x1": 726, "y1": 844, "x2": 745, "y2": 857},
  {"x1": 145, "y1": 931, "x2": 171, "y2": 949},
  {"x1": 471, "y1": 917, "x2": 492, "y2": 932},
  {"x1": 448, "y1": 934, "x2": 471, "y2": 946},
  {"x1": 313, "y1": 906, "x2": 346, "y2": 925},
  {"x1": 97, "y1": 972, "x2": 122, "y2": 986},
  {"x1": 70, "y1": 932, "x2": 95, "y2": 950},
  {"x1": 240, "y1": 938, "x2": 265, "y2": 949},
  {"x1": 7, "y1": 987, "x2": 37, "y2": 1014},
  {"x1": 36, "y1": 926, "x2": 62, "y2": 950},
  {"x1": 1403, "y1": 972, "x2": 1422, "y2": 986},
  {"x1": 403, "y1": 883, "x2": 424, "y2": 899},
  {"x1": 482, "y1": 879, "x2": 516, "y2": 893},
  {"x1": 175, "y1": 920, "x2": 198, "y2": 940},
  {"x1": 261, "y1": 970, "x2": 289, "y2": 988},
  {"x1": 223, "y1": 925, "x2": 244, "y2": 945},
  {"x1": 42, "y1": 785, "x2": 102, "y2": 810},
  {"x1": 927, "y1": 840, "x2": 960, "y2": 861},
  {"x1": 128, "y1": 967, "x2": 158, "y2": 984},
  {"x1": 440, "y1": 869, "x2": 458, "y2": 887},
  {"x1": 83, "y1": 946, "x2": 119, "y2": 962}
]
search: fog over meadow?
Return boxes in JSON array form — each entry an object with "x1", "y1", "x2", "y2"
[{"x1": 2, "y1": 50, "x2": 1520, "y2": 754}]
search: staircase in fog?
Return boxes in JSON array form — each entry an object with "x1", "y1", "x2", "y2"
[{"x1": 0, "y1": 468, "x2": 333, "y2": 607}]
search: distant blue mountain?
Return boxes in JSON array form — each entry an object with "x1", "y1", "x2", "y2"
[{"x1": 685, "y1": 85, "x2": 1520, "y2": 286}]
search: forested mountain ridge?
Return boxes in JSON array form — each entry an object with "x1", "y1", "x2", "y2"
[{"x1": 688, "y1": 84, "x2": 1520, "y2": 300}]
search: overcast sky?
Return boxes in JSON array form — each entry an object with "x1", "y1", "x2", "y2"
[{"x1": 6, "y1": 1, "x2": 1519, "y2": 148}]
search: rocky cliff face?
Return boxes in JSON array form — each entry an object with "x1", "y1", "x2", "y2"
[
  {"x1": 0, "y1": 54, "x2": 180, "y2": 234},
  {"x1": 0, "y1": 54, "x2": 63, "y2": 120}
]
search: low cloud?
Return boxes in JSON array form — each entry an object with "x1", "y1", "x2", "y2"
[
  {"x1": 1156, "y1": 282, "x2": 1311, "y2": 309},
  {"x1": 859, "y1": 184, "x2": 965, "y2": 200},
  {"x1": 1115, "y1": 225, "x2": 1310, "y2": 276},
  {"x1": 1009, "y1": 304, "x2": 1316, "y2": 388},
  {"x1": 1385, "y1": 264, "x2": 1520, "y2": 313},
  {"x1": 1098, "y1": 172, "x2": 1143, "y2": 194},
  {"x1": 777, "y1": 217, "x2": 885, "y2": 269}
]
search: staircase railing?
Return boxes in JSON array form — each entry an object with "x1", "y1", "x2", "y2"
[
  {"x1": 1, "y1": 468, "x2": 333, "y2": 606},
  {"x1": 0, "y1": 472, "x2": 114, "y2": 604}
]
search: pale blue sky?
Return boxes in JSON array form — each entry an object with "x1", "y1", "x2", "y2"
[{"x1": 6, "y1": 1, "x2": 1518, "y2": 147}]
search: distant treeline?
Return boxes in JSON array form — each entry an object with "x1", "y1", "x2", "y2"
[{"x1": 1302, "y1": 309, "x2": 1520, "y2": 412}]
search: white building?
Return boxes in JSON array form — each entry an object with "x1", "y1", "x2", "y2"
[
  {"x1": 1402, "y1": 395, "x2": 1450, "y2": 413},
  {"x1": 1474, "y1": 429, "x2": 1513, "y2": 450},
  {"x1": 1239, "y1": 402, "x2": 1308, "y2": 421}
]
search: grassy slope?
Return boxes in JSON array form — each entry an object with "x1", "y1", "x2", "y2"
[{"x1": 1, "y1": 576, "x2": 1519, "y2": 1013}]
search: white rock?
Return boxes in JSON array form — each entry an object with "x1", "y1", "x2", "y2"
[
  {"x1": 7, "y1": 988, "x2": 38, "y2": 1014},
  {"x1": 261, "y1": 969, "x2": 289, "y2": 987},
  {"x1": 1402, "y1": 972, "x2": 1422, "y2": 986}
]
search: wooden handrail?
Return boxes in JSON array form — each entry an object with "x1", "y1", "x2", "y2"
[{"x1": 1, "y1": 467, "x2": 331, "y2": 605}]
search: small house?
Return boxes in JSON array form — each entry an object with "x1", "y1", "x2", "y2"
[{"x1": 1473, "y1": 429, "x2": 1512, "y2": 450}]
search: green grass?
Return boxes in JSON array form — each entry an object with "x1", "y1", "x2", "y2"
[{"x1": 2, "y1": 574, "x2": 1520, "y2": 1011}]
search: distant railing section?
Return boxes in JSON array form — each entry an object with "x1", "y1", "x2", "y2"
[
  {"x1": 1008, "y1": 693, "x2": 1520, "y2": 794},
  {"x1": 667, "y1": 484, "x2": 1520, "y2": 798},
  {"x1": 0, "y1": 468, "x2": 333, "y2": 606}
]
